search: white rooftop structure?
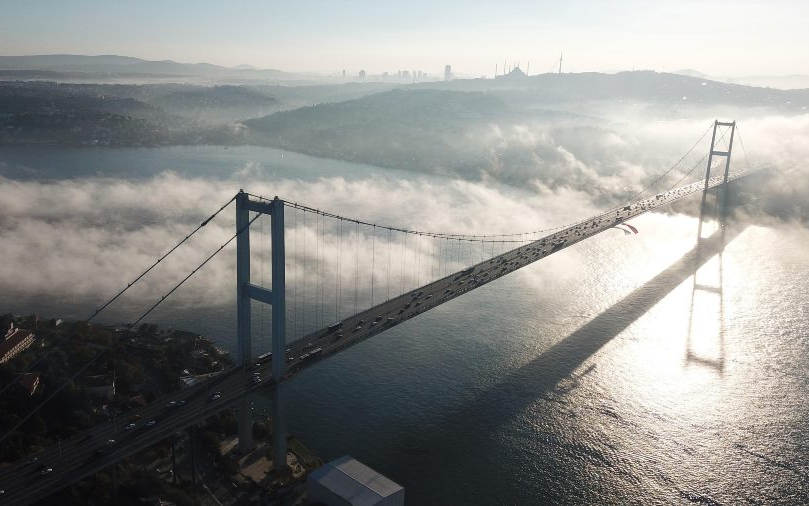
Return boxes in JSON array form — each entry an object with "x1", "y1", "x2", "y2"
[{"x1": 307, "y1": 455, "x2": 405, "y2": 506}]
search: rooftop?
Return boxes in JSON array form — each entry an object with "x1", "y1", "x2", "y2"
[{"x1": 308, "y1": 455, "x2": 403, "y2": 505}]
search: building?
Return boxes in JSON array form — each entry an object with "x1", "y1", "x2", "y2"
[
  {"x1": 84, "y1": 372, "x2": 115, "y2": 401},
  {"x1": 495, "y1": 67, "x2": 528, "y2": 80},
  {"x1": 444, "y1": 64, "x2": 452, "y2": 81},
  {"x1": 0, "y1": 322, "x2": 35, "y2": 364},
  {"x1": 307, "y1": 455, "x2": 404, "y2": 506},
  {"x1": 359, "y1": 70, "x2": 366, "y2": 79}
]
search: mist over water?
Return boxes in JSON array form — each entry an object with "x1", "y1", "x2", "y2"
[{"x1": 0, "y1": 131, "x2": 807, "y2": 503}]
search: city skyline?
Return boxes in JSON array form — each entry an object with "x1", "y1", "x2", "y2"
[{"x1": 2, "y1": 0, "x2": 808, "y2": 78}]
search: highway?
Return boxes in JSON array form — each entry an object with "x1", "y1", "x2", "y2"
[
  {"x1": 0, "y1": 365, "x2": 273, "y2": 505},
  {"x1": 0, "y1": 169, "x2": 745, "y2": 504}
]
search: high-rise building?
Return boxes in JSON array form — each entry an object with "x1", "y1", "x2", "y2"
[
  {"x1": 444, "y1": 65, "x2": 452, "y2": 81},
  {"x1": 358, "y1": 70, "x2": 366, "y2": 79}
]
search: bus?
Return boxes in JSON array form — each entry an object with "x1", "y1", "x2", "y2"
[
  {"x1": 254, "y1": 351, "x2": 272, "y2": 368},
  {"x1": 300, "y1": 348, "x2": 323, "y2": 362}
]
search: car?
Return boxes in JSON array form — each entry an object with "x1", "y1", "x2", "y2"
[
  {"x1": 286, "y1": 356, "x2": 294, "y2": 362},
  {"x1": 40, "y1": 467, "x2": 53, "y2": 476},
  {"x1": 252, "y1": 376, "x2": 262, "y2": 384},
  {"x1": 105, "y1": 439, "x2": 116, "y2": 446},
  {"x1": 209, "y1": 392, "x2": 221, "y2": 402},
  {"x1": 355, "y1": 324, "x2": 362, "y2": 331},
  {"x1": 177, "y1": 400, "x2": 186, "y2": 406},
  {"x1": 304, "y1": 342, "x2": 313, "y2": 349},
  {"x1": 166, "y1": 400, "x2": 177, "y2": 408},
  {"x1": 27, "y1": 457, "x2": 38, "y2": 464},
  {"x1": 145, "y1": 420, "x2": 157, "y2": 428},
  {"x1": 370, "y1": 321, "x2": 378, "y2": 327},
  {"x1": 124, "y1": 423, "x2": 136, "y2": 430},
  {"x1": 373, "y1": 315, "x2": 382, "y2": 322}
]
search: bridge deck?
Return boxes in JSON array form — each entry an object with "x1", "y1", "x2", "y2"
[{"x1": 286, "y1": 170, "x2": 746, "y2": 374}]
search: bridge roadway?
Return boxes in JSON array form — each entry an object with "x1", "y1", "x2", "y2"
[{"x1": 0, "y1": 169, "x2": 747, "y2": 504}]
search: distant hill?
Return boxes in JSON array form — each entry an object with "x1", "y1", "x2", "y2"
[
  {"x1": 673, "y1": 69, "x2": 712, "y2": 79},
  {"x1": 674, "y1": 68, "x2": 809, "y2": 90},
  {"x1": 0, "y1": 54, "x2": 292, "y2": 80},
  {"x1": 727, "y1": 75, "x2": 809, "y2": 90},
  {"x1": 414, "y1": 71, "x2": 809, "y2": 116},
  {"x1": 0, "y1": 80, "x2": 205, "y2": 146},
  {"x1": 154, "y1": 85, "x2": 278, "y2": 108},
  {"x1": 0, "y1": 54, "x2": 144, "y2": 69},
  {"x1": 239, "y1": 72, "x2": 809, "y2": 191},
  {"x1": 241, "y1": 88, "x2": 597, "y2": 184},
  {"x1": 152, "y1": 85, "x2": 281, "y2": 123},
  {"x1": 243, "y1": 88, "x2": 511, "y2": 173}
]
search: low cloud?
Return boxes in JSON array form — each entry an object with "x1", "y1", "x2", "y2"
[{"x1": 1, "y1": 113, "x2": 806, "y2": 331}]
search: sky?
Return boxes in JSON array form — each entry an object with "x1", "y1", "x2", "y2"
[{"x1": 2, "y1": 0, "x2": 808, "y2": 77}]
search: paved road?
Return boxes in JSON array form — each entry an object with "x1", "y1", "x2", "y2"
[{"x1": 0, "y1": 169, "x2": 746, "y2": 504}]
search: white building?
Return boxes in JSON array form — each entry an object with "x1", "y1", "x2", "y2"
[{"x1": 307, "y1": 455, "x2": 404, "y2": 506}]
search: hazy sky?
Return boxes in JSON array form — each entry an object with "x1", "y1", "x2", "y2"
[{"x1": 2, "y1": 0, "x2": 807, "y2": 77}]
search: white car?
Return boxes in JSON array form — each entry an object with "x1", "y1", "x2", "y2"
[{"x1": 124, "y1": 423, "x2": 136, "y2": 430}]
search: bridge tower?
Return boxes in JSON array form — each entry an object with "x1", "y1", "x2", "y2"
[
  {"x1": 235, "y1": 191, "x2": 288, "y2": 470},
  {"x1": 688, "y1": 120, "x2": 736, "y2": 370},
  {"x1": 697, "y1": 121, "x2": 736, "y2": 235}
]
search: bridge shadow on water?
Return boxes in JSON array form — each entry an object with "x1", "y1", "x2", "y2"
[{"x1": 386, "y1": 223, "x2": 747, "y2": 504}]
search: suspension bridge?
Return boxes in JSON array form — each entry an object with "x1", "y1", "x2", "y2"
[{"x1": 0, "y1": 121, "x2": 752, "y2": 504}]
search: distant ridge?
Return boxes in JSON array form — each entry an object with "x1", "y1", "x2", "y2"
[
  {"x1": 672, "y1": 68, "x2": 711, "y2": 79},
  {"x1": 672, "y1": 68, "x2": 809, "y2": 90},
  {"x1": 0, "y1": 54, "x2": 289, "y2": 79}
]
